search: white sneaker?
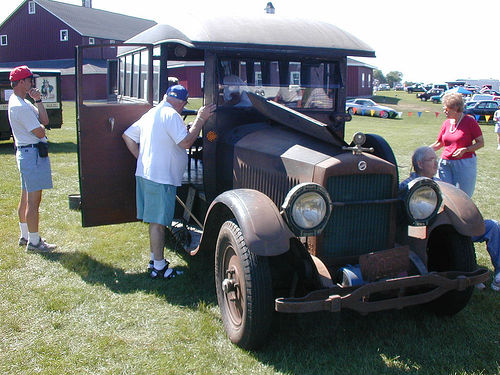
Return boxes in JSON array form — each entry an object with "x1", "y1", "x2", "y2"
[
  {"x1": 26, "y1": 238, "x2": 56, "y2": 252},
  {"x1": 491, "y1": 272, "x2": 500, "y2": 292}
]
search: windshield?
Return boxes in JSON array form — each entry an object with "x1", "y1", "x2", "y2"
[{"x1": 217, "y1": 58, "x2": 342, "y2": 111}]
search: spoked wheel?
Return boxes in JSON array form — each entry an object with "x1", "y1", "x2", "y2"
[
  {"x1": 215, "y1": 220, "x2": 273, "y2": 349},
  {"x1": 426, "y1": 225, "x2": 477, "y2": 315}
]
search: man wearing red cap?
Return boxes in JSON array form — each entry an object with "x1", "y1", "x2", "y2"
[{"x1": 8, "y1": 65, "x2": 56, "y2": 252}]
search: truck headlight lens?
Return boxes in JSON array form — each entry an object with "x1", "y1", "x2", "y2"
[
  {"x1": 282, "y1": 183, "x2": 332, "y2": 236},
  {"x1": 404, "y1": 177, "x2": 442, "y2": 226}
]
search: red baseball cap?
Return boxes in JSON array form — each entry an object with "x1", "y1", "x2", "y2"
[{"x1": 9, "y1": 65, "x2": 39, "y2": 82}]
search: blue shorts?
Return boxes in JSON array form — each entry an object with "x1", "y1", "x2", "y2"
[
  {"x1": 136, "y1": 176, "x2": 176, "y2": 227},
  {"x1": 16, "y1": 146, "x2": 53, "y2": 192}
]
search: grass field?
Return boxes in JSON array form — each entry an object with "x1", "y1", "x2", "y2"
[{"x1": 0, "y1": 92, "x2": 499, "y2": 375}]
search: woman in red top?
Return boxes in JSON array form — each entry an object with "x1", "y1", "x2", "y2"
[{"x1": 430, "y1": 93, "x2": 484, "y2": 197}]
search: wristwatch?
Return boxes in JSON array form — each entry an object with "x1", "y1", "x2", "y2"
[{"x1": 35, "y1": 99, "x2": 42, "y2": 103}]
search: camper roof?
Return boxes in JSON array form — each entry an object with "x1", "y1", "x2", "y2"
[{"x1": 118, "y1": 15, "x2": 375, "y2": 59}]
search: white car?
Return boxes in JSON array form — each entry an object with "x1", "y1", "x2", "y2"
[{"x1": 345, "y1": 98, "x2": 399, "y2": 119}]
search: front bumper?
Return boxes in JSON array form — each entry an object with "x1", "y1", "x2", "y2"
[{"x1": 275, "y1": 268, "x2": 489, "y2": 314}]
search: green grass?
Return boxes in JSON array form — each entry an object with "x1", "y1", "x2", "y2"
[{"x1": 0, "y1": 95, "x2": 499, "y2": 375}]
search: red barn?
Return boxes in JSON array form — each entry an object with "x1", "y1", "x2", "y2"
[{"x1": 0, "y1": 0, "x2": 156, "y2": 99}]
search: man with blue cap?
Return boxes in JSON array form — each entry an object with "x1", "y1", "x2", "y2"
[{"x1": 123, "y1": 85, "x2": 215, "y2": 279}]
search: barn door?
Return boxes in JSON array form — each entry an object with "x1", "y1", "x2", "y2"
[{"x1": 75, "y1": 44, "x2": 153, "y2": 227}]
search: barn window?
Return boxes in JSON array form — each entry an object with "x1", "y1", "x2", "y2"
[
  {"x1": 28, "y1": 1, "x2": 36, "y2": 14},
  {"x1": 60, "y1": 30, "x2": 69, "y2": 41},
  {"x1": 89, "y1": 37, "x2": 95, "y2": 45},
  {"x1": 361, "y1": 73, "x2": 365, "y2": 88},
  {"x1": 290, "y1": 71, "x2": 301, "y2": 85},
  {"x1": 0, "y1": 35, "x2": 7, "y2": 46}
]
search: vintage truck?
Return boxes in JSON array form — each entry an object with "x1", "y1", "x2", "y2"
[{"x1": 74, "y1": 14, "x2": 489, "y2": 349}]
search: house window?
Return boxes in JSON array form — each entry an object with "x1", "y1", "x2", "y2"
[
  {"x1": 89, "y1": 37, "x2": 95, "y2": 45},
  {"x1": 60, "y1": 30, "x2": 69, "y2": 41},
  {"x1": 255, "y1": 72, "x2": 262, "y2": 86},
  {"x1": 290, "y1": 71, "x2": 301, "y2": 85},
  {"x1": 28, "y1": 1, "x2": 36, "y2": 14},
  {"x1": 0, "y1": 35, "x2": 7, "y2": 46}
]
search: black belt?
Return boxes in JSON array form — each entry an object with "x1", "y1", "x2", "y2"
[{"x1": 18, "y1": 144, "x2": 38, "y2": 148}]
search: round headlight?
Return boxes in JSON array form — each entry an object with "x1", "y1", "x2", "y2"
[
  {"x1": 282, "y1": 183, "x2": 332, "y2": 236},
  {"x1": 404, "y1": 177, "x2": 442, "y2": 225}
]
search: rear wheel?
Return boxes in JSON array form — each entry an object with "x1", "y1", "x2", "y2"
[
  {"x1": 215, "y1": 220, "x2": 273, "y2": 349},
  {"x1": 426, "y1": 225, "x2": 477, "y2": 315},
  {"x1": 347, "y1": 107, "x2": 355, "y2": 115}
]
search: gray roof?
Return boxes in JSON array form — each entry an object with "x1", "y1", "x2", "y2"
[
  {"x1": 123, "y1": 15, "x2": 375, "y2": 58},
  {"x1": 34, "y1": 0, "x2": 156, "y2": 40}
]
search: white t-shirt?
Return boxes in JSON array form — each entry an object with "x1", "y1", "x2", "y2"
[
  {"x1": 124, "y1": 100, "x2": 188, "y2": 186},
  {"x1": 8, "y1": 94, "x2": 45, "y2": 145},
  {"x1": 494, "y1": 109, "x2": 500, "y2": 124}
]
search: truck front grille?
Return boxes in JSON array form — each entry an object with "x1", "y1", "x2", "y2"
[{"x1": 322, "y1": 174, "x2": 394, "y2": 258}]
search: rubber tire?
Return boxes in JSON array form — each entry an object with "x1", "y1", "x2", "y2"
[
  {"x1": 215, "y1": 220, "x2": 273, "y2": 349},
  {"x1": 380, "y1": 111, "x2": 389, "y2": 119},
  {"x1": 426, "y1": 225, "x2": 477, "y2": 316},
  {"x1": 347, "y1": 107, "x2": 355, "y2": 115}
]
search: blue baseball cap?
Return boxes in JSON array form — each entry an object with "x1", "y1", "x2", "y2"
[{"x1": 166, "y1": 84, "x2": 189, "y2": 102}]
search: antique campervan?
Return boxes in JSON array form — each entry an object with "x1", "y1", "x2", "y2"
[{"x1": 74, "y1": 14, "x2": 488, "y2": 349}]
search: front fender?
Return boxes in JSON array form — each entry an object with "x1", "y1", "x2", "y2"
[
  {"x1": 197, "y1": 189, "x2": 294, "y2": 256},
  {"x1": 432, "y1": 181, "x2": 484, "y2": 236}
]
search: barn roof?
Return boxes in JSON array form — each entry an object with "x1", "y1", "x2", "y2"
[
  {"x1": 122, "y1": 15, "x2": 375, "y2": 58},
  {"x1": 24, "y1": 0, "x2": 156, "y2": 40}
]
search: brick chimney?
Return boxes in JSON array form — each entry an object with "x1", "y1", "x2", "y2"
[{"x1": 82, "y1": 0, "x2": 92, "y2": 8}]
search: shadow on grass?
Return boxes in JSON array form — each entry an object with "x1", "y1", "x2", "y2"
[
  {"x1": 40, "y1": 248, "x2": 217, "y2": 309},
  {"x1": 0, "y1": 141, "x2": 76, "y2": 155},
  {"x1": 40, "y1": 246, "x2": 497, "y2": 374},
  {"x1": 253, "y1": 305, "x2": 497, "y2": 374}
]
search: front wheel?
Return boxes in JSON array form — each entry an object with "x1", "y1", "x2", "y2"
[
  {"x1": 347, "y1": 107, "x2": 355, "y2": 115},
  {"x1": 215, "y1": 220, "x2": 273, "y2": 349},
  {"x1": 426, "y1": 225, "x2": 477, "y2": 316}
]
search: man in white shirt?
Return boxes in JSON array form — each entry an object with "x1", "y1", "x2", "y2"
[
  {"x1": 8, "y1": 65, "x2": 56, "y2": 252},
  {"x1": 494, "y1": 106, "x2": 500, "y2": 150},
  {"x1": 123, "y1": 85, "x2": 215, "y2": 278}
]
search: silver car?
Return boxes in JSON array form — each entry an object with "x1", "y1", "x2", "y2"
[{"x1": 346, "y1": 98, "x2": 399, "y2": 119}]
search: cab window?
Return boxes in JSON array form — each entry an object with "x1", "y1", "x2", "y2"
[{"x1": 217, "y1": 58, "x2": 341, "y2": 111}]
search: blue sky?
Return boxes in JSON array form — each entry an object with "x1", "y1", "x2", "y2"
[{"x1": 2, "y1": 0, "x2": 499, "y2": 84}]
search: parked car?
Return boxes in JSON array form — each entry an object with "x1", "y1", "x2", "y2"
[
  {"x1": 431, "y1": 92, "x2": 444, "y2": 104},
  {"x1": 377, "y1": 83, "x2": 390, "y2": 91},
  {"x1": 464, "y1": 100, "x2": 499, "y2": 121},
  {"x1": 406, "y1": 84, "x2": 426, "y2": 93},
  {"x1": 74, "y1": 14, "x2": 488, "y2": 349},
  {"x1": 393, "y1": 83, "x2": 404, "y2": 91},
  {"x1": 346, "y1": 98, "x2": 399, "y2": 118},
  {"x1": 432, "y1": 84, "x2": 448, "y2": 91},
  {"x1": 418, "y1": 88, "x2": 443, "y2": 101}
]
